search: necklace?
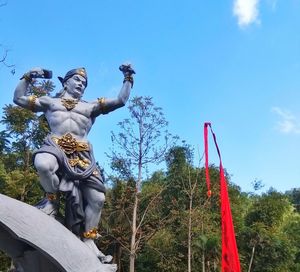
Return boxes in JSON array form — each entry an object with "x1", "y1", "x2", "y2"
[{"x1": 61, "y1": 98, "x2": 79, "y2": 110}]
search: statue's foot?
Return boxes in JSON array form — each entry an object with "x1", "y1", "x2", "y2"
[
  {"x1": 83, "y1": 239, "x2": 113, "y2": 263},
  {"x1": 35, "y1": 198, "x2": 58, "y2": 217},
  {"x1": 102, "y1": 264, "x2": 117, "y2": 272},
  {"x1": 100, "y1": 254, "x2": 113, "y2": 264}
]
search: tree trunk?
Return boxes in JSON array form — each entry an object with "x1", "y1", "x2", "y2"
[
  {"x1": 129, "y1": 147, "x2": 142, "y2": 272},
  {"x1": 129, "y1": 121, "x2": 144, "y2": 272},
  {"x1": 248, "y1": 245, "x2": 255, "y2": 272},
  {"x1": 188, "y1": 195, "x2": 192, "y2": 272},
  {"x1": 113, "y1": 242, "x2": 122, "y2": 272},
  {"x1": 207, "y1": 261, "x2": 210, "y2": 272},
  {"x1": 129, "y1": 193, "x2": 138, "y2": 272}
]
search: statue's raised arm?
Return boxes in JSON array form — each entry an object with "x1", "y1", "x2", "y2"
[
  {"x1": 91, "y1": 63, "x2": 135, "y2": 117},
  {"x1": 13, "y1": 67, "x2": 53, "y2": 112}
]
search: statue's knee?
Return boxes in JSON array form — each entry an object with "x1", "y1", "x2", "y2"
[
  {"x1": 89, "y1": 192, "x2": 105, "y2": 210},
  {"x1": 95, "y1": 195, "x2": 105, "y2": 210},
  {"x1": 98, "y1": 192, "x2": 105, "y2": 203},
  {"x1": 34, "y1": 155, "x2": 56, "y2": 174}
]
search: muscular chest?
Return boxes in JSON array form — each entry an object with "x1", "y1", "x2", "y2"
[{"x1": 45, "y1": 99, "x2": 94, "y2": 126}]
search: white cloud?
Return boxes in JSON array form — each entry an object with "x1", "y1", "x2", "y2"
[
  {"x1": 233, "y1": 0, "x2": 260, "y2": 27},
  {"x1": 271, "y1": 107, "x2": 300, "y2": 135}
]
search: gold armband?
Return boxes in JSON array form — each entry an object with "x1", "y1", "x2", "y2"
[
  {"x1": 28, "y1": 95, "x2": 37, "y2": 111},
  {"x1": 97, "y1": 97, "x2": 106, "y2": 113}
]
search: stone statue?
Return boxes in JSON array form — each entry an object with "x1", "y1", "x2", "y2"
[{"x1": 13, "y1": 64, "x2": 135, "y2": 263}]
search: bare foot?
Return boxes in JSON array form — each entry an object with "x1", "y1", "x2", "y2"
[
  {"x1": 100, "y1": 255, "x2": 113, "y2": 264},
  {"x1": 83, "y1": 239, "x2": 113, "y2": 263},
  {"x1": 102, "y1": 264, "x2": 117, "y2": 272}
]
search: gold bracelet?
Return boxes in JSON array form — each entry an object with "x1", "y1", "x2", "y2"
[
  {"x1": 28, "y1": 95, "x2": 37, "y2": 111},
  {"x1": 123, "y1": 75, "x2": 134, "y2": 87},
  {"x1": 97, "y1": 97, "x2": 106, "y2": 112}
]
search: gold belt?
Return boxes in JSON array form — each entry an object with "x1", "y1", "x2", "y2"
[{"x1": 52, "y1": 133, "x2": 89, "y2": 154}]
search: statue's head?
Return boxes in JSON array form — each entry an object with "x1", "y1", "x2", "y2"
[{"x1": 57, "y1": 68, "x2": 88, "y2": 99}]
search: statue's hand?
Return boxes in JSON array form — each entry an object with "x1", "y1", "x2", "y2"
[
  {"x1": 119, "y1": 63, "x2": 135, "y2": 77},
  {"x1": 25, "y1": 67, "x2": 53, "y2": 79}
]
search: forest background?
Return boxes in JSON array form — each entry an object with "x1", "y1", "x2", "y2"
[{"x1": 0, "y1": 91, "x2": 300, "y2": 272}]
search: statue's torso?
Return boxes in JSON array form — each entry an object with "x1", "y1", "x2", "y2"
[{"x1": 44, "y1": 98, "x2": 95, "y2": 140}]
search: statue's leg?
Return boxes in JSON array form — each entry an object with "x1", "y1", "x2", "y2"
[
  {"x1": 82, "y1": 188, "x2": 105, "y2": 229},
  {"x1": 34, "y1": 153, "x2": 59, "y2": 192},
  {"x1": 34, "y1": 153, "x2": 60, "y2": 216},
  {"x1": 82, "y1": 188, "x2": 112, "y2": 263}
]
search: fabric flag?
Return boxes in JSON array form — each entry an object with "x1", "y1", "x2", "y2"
[{"x1": 204, "y1": 122, "x2": 241, "y2": 272}]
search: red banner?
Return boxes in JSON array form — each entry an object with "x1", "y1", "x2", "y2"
[{"x1": 204, "y1": 123, "x2": 241, "y2": 272}]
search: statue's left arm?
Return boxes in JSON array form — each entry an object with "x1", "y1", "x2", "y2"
[{"x1": 91, "y1": 64, "x2": 135, "y2": 116}]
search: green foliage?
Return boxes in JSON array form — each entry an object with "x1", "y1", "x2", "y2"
[
  {"x1": 239, "y1": 189, "x2": 298, "y2": 272},
  {"x1": 0, "y1": 104, "x2": 47, "y2": 203},
  {"x1": 99, "y1": 179, "x2": 133, "y2": 270},
  {"x1": 3, "y1": 168, "x2": 42, "y2": 204},
  {"x1": 100, "y1": 173, "x2": 168, "y2": 271},
  {"x1": 1, "y1": 105, "x2": 50, "y2": 152},
  {"x1": 245, "y1": 189, "x2": 291, "y2": 228},
  {"x1": 0, "y1": 252, "x2": 11, "y2": 272},
  {"x1": 285, "y1": 188, "x2": 300, "y2": 213},
  {"x1": 0, "y1": 130, "x2": 10, "y2": 153},
  {"x1": 282, "y1": 214, "x2": 300, "y2": 271},
  {"x1": 30, "y1": 80, "x2": 55, "y2": 97},
  {"x1": 135, "y1": 144, "x2": 300, "y2": 272}
]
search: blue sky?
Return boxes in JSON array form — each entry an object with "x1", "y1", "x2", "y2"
[{"x1": 0, "y1": 0, "x2": 300, "y2": 193}]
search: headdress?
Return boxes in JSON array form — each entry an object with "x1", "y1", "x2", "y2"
[{"x1": 58, "y1": 68, "x2": 88, "y2": 87}]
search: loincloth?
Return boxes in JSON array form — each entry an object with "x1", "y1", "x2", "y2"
[{"x1": 33, "y1": 133, "x2": 106, "y2": 235}]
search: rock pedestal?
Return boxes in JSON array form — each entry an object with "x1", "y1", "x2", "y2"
[{"x1": 0, "y1": 194, "x2": 116, "y2": 272}]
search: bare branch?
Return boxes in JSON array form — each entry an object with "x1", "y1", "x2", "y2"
[
  {"x1": 147, "y1": 244, "x2": 168, "y2": 261},
  {"x1": 137, "y1": 186, "x2": 166, "y2": 232},
  {"x1": 122, "y1": 208, "x2": 132, "y2": 228},
  {"x1": 106, "y1": 234, "x2": 131, "y2": 253},
  {"x1": 0, "y1": 48, "x2": 15, "y2": 70}
]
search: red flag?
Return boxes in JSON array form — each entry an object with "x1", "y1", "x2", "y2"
[{"x1": 204, "y1": 123, "x2": 241, "y2": 272}]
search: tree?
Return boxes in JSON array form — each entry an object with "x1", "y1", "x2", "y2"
[
  {"x1": 283, "y1": 214, "x2": 300, "y2": 271},
  {"x1": 109, "y1": 96, "x2": 176, "y2": 272},
  {"x1": 285, "y1": 188, "x2": 300, "y2": 213},
  {"x1": 239, "y1": 189, "x2": 295, "y2": 272},
  {"x1": 165, "y1": 145, "x2": 199, "y2": 272}
]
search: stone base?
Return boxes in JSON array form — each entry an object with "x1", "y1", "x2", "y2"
[{"x1": 0, "y1": 194, "x2": 117, "y2": 272}]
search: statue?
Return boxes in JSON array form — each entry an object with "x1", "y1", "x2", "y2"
[{"x1": 13, "y1": 64, "x2": 135, "y2": 263}]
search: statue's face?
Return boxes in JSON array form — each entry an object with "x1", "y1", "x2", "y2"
[{"x1": 64, "y1": 74, "x2": 87, "y2": 99}]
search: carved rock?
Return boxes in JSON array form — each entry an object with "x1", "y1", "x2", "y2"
[{"x1": 0, "y1": 194, "x2": 116, "y2": 272}]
